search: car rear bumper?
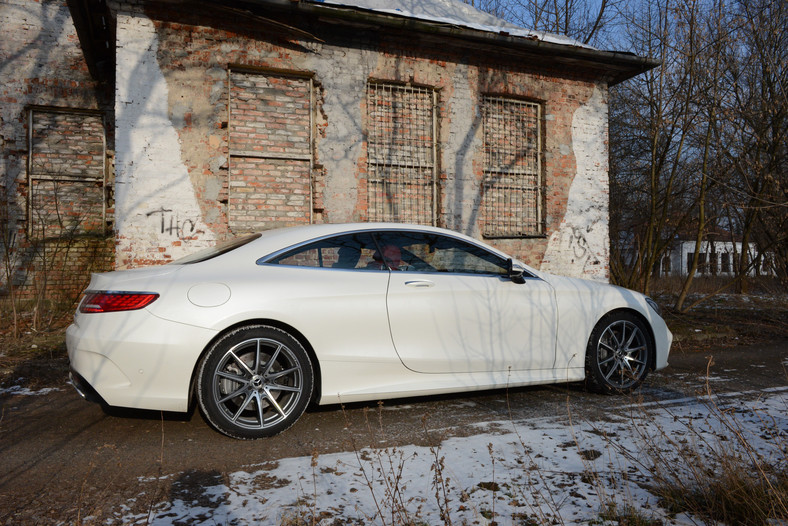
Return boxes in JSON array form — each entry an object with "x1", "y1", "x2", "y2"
[
  {"x1": 66, "y1": 310, "x2": 218, "y2": 412},
  {"x1": 69, "y1": 369, "x2": 107, "y2": 405}
]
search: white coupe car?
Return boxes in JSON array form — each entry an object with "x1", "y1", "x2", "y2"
[{"x1": 67, "y1": 223, "x2": 672, "y2": 439}]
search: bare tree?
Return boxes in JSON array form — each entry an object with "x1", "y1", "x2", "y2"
[
  {"x1": 714, "y1": 0, "x2": 788, "y2": 289},
  {"x1": 1, "y1": 180, "x2": 22, "y2": 337},
  {"x1": 511, "y1": 0, "x2": 615, "y2": 44},
  {"x1": 464, "y1": 0, "x2": 615, "y2": 45},
  {"x1": 466, "y1": 0, "x2": 785, "y2": 303},
  {"x1": 608, "y1": 0, "x2": 787, "y2": 307},
  {"x1": 609, "y1": 0, "x2": 708, "y2": 297},
  {"x1": 673, "y1": 0, "x2": 730, "y2": 311}
]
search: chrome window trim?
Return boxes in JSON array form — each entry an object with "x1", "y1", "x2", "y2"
[{"x1": 256, "y1": 227, "x2": 539, "y2": 280}]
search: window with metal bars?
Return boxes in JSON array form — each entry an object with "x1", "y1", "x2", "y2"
[
  {"x1": 481, "y1": 96, "x2": 543, "y2": 238},
  {"x1": 366, "y1": 83, "x2": 437, "y2": 225}
]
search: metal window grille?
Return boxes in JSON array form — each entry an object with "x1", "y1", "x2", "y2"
[
  {"x1": 366, "y1": 83, "x2": 437, "y2": 225},
  {"x1": 481, "y1": 96, "x2": 542, "y2": 237}
]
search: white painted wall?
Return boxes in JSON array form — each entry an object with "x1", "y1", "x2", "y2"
[
  {"x1": 540, "y1": 87, "x2": 610, "y2": 282},
  {"x1": 110, "y1": 11, "x2": 613, "y2": 280},
  {"x1": 114, "y1": 12, "x2": 215, "y2": 267}
]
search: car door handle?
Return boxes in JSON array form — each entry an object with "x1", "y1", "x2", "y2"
[{"x1": 404, "y1": 280, "x2": 435, "y2": 288}]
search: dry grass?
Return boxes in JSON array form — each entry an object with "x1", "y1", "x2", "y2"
[
  {"x1": 657, "y1": 291, "x2": 788, "y2": 349},
  {"x1": 641, "y1": 364, "x2": 788, "y2": 525},
  {"x1": 658, "y1": 468, "x2": 788, "y2": 525}
]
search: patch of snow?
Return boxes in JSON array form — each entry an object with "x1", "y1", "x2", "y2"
[
  {"x1": 116, "y1": 389, "x2": 787, "y2": 525},
  {"x1": 705, "y1": 375, "x2": 733, "y2": 382},
  {"x1": 0, "y1": 385, "x2": 61, "y2": 396}
]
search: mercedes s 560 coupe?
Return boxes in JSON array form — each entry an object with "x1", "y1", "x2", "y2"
[{"x1": 67, "y1": 223, "x2": 672, "y2": 439}]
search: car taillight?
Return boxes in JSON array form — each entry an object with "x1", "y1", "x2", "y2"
[{"x1": 79, "y1": 292, "x2": 160, "y2": 313}]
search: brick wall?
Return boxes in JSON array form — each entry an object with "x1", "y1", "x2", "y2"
[
  {"x1": 228, "y1": 71, "x2": 312, "y2": 233},
  {"x1": 228, "y1": 158, "x2": 311, "y2": 232},
  {"x1": 0, "y1": 1, "x2": 611, "y2": 281},
  {"x1": 110, "y1": 3, "x2": 610, "y2": 280},
  {"x1": 1, "y1": 0, "x2": 618, "y2": 310},
  {"x1": 30, "y1": 111, "x2": 104, "y2": 178},
  {"x1": 28, "y1": 109, "x2": 107, "y2": 240},
  {"x1": 0, "y1": 0, "x2": 114, "y2": 302}
]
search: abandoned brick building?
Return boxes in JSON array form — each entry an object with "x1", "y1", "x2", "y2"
[{"x1": 0, "y1": 0, "x2": 656, "y2": 301}]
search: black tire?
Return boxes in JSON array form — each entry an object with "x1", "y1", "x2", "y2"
[
  {"x1": 196, "y1": 325, "x2": 314, "y2": 439},
  {"x1": 585, "y1": 312, "x2": 653, "y2": 394}
]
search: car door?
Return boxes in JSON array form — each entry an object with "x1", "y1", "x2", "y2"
[
  {"x1": 263, "y1": 232, "x2": 395, "y2": 363},
  {"x1": 378, "y1": 231, "x2": 558, "y2": 374}
]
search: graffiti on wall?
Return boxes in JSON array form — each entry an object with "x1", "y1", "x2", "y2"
[
  {"x1": 146, "y1": 207, "x2": 197, "y2": 238},
  {"x1": 541, "y1": 87, "x2": 609, "y2": 282}
]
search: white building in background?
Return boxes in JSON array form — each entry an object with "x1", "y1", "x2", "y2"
[{"x1": 657, "y1": 239, "x2": 776, "y2": 277}]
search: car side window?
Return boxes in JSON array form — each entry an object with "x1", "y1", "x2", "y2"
[
  {"x1": 373, "y1": 231, "x2": 509, "y2": 275},
  {"x1": 267, "y1": 233, "x2": 382, "y2": 270}
]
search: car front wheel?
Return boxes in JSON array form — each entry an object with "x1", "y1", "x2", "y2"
[
  {"x1": 197, "y1": 325, "x2": 314, "y2": 439},
  {"x1": 585, "y1": 312, "x2": 652, "y2": 394}
]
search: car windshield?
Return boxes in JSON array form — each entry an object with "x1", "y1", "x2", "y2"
[{"x1": 171, "y1": 234, "x2": 261, "y2": 265}]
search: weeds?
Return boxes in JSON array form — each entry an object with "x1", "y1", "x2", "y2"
[
  {"x1": 334, "y1": 402, "x2": 421, "y2": 525},
  {"x1": 595, "y1": 502, "x2": 664, "y2": 525},
  {"x1": 16, "y1": 376, "x2": 787, "y2": 525},
  {"x1": 635, "y1": 359, "x2": 788, "y2": 525},
  {"x1": 585, "y1": 359, "x2": 788, "y2": 526}
]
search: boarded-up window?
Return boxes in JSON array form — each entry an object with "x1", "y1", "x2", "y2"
[
  {"x1": 229, "y1": 71, "x2": 312, "y2": 233},
  {"x1": 366, "y1": 83, "x2": 437, "y2": 225},
  {"x1": 27, "y1": 107, "x2": 106, "y2": 239},
  {"x1": 481, "y1": 96, "x2": 542, "y2": 238}
]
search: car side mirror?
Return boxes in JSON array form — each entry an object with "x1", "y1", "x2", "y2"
[{"x1": 507, "y1": 258, "x2": 526, "y2": 284}]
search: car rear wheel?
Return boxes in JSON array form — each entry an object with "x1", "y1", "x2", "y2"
[
  {"x1": 585, "y1": 312, "x2": 652, "y2": 394},
  {"x1": 197, "y1": 325, "x2": 313, "y2": 439}
]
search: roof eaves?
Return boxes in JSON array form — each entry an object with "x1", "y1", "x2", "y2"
[
  {"x1": 264, "y1": 0, "x2": 661, "y2": 85},
  {"x1": 241, "y1": 0, "x2": 660, "y2": 84}
]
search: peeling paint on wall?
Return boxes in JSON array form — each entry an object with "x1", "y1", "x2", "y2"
[
  {"x1": 541, "y1": 86, "x2": 609, "y2": 282},
  {"x1": 114, "y1": 12, "x2": 214, "y2": 267},
  {"x1": 108, "y1": 9, "x2": 613, "y2": 278},
  {"x1": 0, "y1": 0, "x2": 114, "y2": 298},
  {"x1": 1, "y1": 0, "x2": 99, "y2": 220},
  {"x1": 305, "y1": 45, "x2": 376, "y2": 224},
  {"x1": 444, "y1": 62, "x2": 483, "y2": 238}
]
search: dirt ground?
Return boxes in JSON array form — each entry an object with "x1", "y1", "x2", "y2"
[{"x1": 1, "y1": 295, "x2": 787, "y2": 524}]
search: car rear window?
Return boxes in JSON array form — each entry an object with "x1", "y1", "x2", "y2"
[{"x1": 172, "y1": 234, "x2": 261, "y2": 264}]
